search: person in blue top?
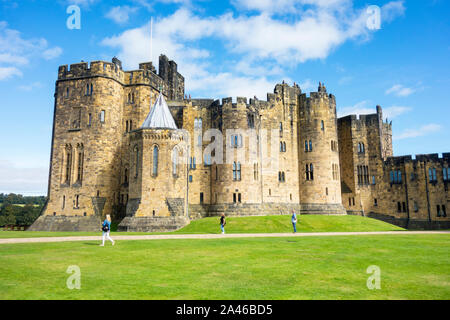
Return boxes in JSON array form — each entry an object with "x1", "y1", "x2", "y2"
[
  {"x1": 291, "y1": 210, "x2": 298, "y2": 233},
  {"x1": 100, "y1": 214, "x2": 115, "y2": 246}
]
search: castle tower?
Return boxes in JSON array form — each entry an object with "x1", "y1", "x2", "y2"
[
  {"x1": 298, "y1": 84, "x2": 346, "y2": 215},
  {"x1": 118, "y1": 93, "x2": 190, "y2": 232},
  {"x1": 30, "y1": 59, "x2": 126, "y2": 231}
]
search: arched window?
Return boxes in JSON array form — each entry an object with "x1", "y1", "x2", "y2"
[
  {"x1": 305, "y1": 140, "x2": 308, "y2": 152},
  {"x1": 152, "y1": 145, "x2": 159, "y2": 176},
  {"x1": 128, "y1": 93, "x2": 131, "y2": 103},
  {"x1": 77, "y1": 146, "x2": 84, "y2": 183},
  {"x1": 66, "y1": 87, "x2": 69, "y2": 98},
  {"x1": 124, "y1": 168, "x2": 128, "y2": 184},
  {"x1": 309, "y1": 140, "x2": 312, "y2": 152},
  {"x1": 358, "y1": 143, "x2": 361, "y2": 153},
  {"x1": 65, "y1": 144, "x2": 72, "y2": 184},
  {"x1": 233, "y1": 162, "x2": 237, "y2": 181},
  {"x1": 90, "y1": 84, "x2": 93, "y2": 95},
  {"x1": 321, "y1": 120, "x2": 324, "y2": 131},
  {"x1": 86, "y1": 84, "x2": 89, "y2": 95},
  {"x1": 310, "y1": 164, "x2": 314, "y2": 180}
]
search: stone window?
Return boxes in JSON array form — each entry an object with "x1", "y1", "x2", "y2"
[
  {"x1": 402, "y1": 202, "x2": 406, "y2": 212},
  {"x1": 126, "y1": 121, "x2": 129, "y2": 133},
  {"x1": 321, "y1": 120, "x2": 324, "y2": 131},
  {"x1": 437, "y1": 205, "x2": 441, "y2": 217},
  {"x1": 389, "y1": 170, "x2": 402, "y2": 184},
  {"x1": 100, "y1": 110, "x2": 105, "y2": 123},
  {"x1": 189, "y1": 175, "x2": 193, "y2": 183},
  {"x1": 443, "y1": 168, "x2": 449, "y2": 181},
  {"x1": 306, "y1": 164, "x2": 314, "y2": 181},
  {"x1": 428, "y1": 168, "x2": 437, "y2": 182},
  {"x1": 278, "y1": 172, "x2": 286, "y2": 182},
  {"x1": 248, "y1": 114, "x2": 255, "y2": 128},
  {"x1": 238, "y1": 193, "x2": 241, "y2": 203},
  {"x1": 200, "y1": 192, "x2": 204, "y2": 204},
  {"x1": 66, "y1": 87, "x2": 70, "y2": 98},
  {"x1": 305, "y1": 140, "x2": 312, "y2": 152},
  {"x1": 215, "y1": 166, "x2": 218, "y2": 181},
  {"x1": 62, "y1": 195, "x2": 65, "y2": 210},
  {"x1": 372, "y1": 176, "x2": 376, "y2": 185},
  {"x1": 124, "y1": 168, "x2": 128, "y2": 184},
  {"x1": 76, "y1": 144, "x2": 84, "y2": 183},
  {"x1": 332, "y1": 164, "x2": 339, "y2": 181},
  {"x1": 374, "y1": 198, "x2": 378, "y2": 206},
  {"x1": 75, "y1": 195, "x2": 80, "y2": 209},
  {"x1": 152, "y1": 145, "x2": 159, "y2": 176},
  {"x1": 233, "y1": 162, "x2": 241, "y2": 181},
  {"x1": 397, "y1": 202, "x2": 402, "y2": 212},
  {"x1": 231, "y1": 134, "x2": 242, "y2": 148},
  {"x1": 253, "y1": 163, "x2": 258, "y2": 181},
  {"x1": 88, "y1": 113, "x2": 92, "y2": 127},
  {"x1": 326, "y1": 187, "x2": 328, "y2": 196},
  {"x1": 414, "y1": 201, "x2": 419, "y2": 212},
  {"x1": 443, "y1": 205, "x2": 447, "y2": 217},
  {"x1": 358, "y1": 143, "x2": 365, "y2": 154},
  {"x1": 64, "y1": 144, "x2": 72, "y2": 184}
]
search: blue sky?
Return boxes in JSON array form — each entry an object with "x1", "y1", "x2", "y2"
[{"x1": 0, "y1": 0, "x2": 449, "y2": 195}]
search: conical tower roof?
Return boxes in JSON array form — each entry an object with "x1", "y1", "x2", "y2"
[{"x1": 141, "y1": 93, "x2": 178, "y2": 129}]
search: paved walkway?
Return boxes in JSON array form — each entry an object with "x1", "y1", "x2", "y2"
[{"x1": 0, "y1": 231, "x2": 448, "y2": 244}]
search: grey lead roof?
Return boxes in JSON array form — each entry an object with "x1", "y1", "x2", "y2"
[{"x1": 141, "y1": 93, "x2": 178, "y2": 130}]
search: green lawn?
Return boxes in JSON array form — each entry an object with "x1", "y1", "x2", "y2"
[
  {"x1": 0, "y1": 215, "x2": 404, "y2": 238},
  {"x1": 0, "y1": 234, "x2": 448, "y2": 299}
]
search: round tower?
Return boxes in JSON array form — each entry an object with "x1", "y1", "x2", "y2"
[
  {"x1": 298, "y1": 83, "x2": 346, "y2": 215},
  {"x1": 118, "y1": 94, "x2": 190, "y2": 232}
]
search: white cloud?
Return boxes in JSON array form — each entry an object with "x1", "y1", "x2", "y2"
[
  {"x1": 386, "y1": 84, "x2": 415, "y2": 97},
  {"x1": 18, "y1": 81, "x2": 43, "y2": 91},
  {"x1": 381, "y1": 1, "x2": 406, "y2": 23},
  {"x1": 0, "y1": 159, "x2": 48, "y2": 196},
  {"x1": 101, "y1": 2, "x2": 405, "y2": 99},
  {"x1": 0, "y1": 66, "x2": 22, "y2": 80},
  {"x1": 105, "y1": 6, "x2": 138, "y2": 24},
  {"x1": 42, "y1": 47, "x2": 63, "y2": 60},
  {"x1": 395, "y1": 124, "x2": 442, "y2": 140},
  {"x1": 0, "y1": 21, "x2": 62, "y2": 80}
]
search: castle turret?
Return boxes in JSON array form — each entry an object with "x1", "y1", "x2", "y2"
[
  {"x1": 298, "y1": 84, "x2": 346, "y2": 215},
  {"x1": 119, "y1": 93, "x2": 189, "y2": 232}
]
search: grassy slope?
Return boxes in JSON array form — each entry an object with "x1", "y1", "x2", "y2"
[
  {"x1": 0, "y1": 215, "x2": 404, "y2": 238},
  {"x1": 0, "y1": 234, "x2": 448, "y2": 299}
]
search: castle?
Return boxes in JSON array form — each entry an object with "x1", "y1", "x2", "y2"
[{"x1": 30, "y1": 55, "x2": 450, "y2": 231}]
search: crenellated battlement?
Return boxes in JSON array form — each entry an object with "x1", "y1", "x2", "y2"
[
  {"x1": 57, "y1": 55, "x2": 185, "y2": 101},
  {"x1": 385, "y1": 153, "x2": 450, "y2": 166}
]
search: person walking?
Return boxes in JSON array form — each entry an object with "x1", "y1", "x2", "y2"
[
  {"x1": 220, "y1": 213, "x2": 226, "y2": 234},
  {"x1": 291, "y1": 210, "x2": 298, "y2": 233},
  {"x1": 100, "y1": 214, "x2": 115, "y2": 246}
]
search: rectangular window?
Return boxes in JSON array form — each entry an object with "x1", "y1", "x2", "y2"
[
  {"x1": 88, "y1": 113, "x2": 92, "y2": 126},
  {"x1": 233, "y1": 193, "x2": 237, "y2": 203},
  {"x1": 200, "y1": 192, "x2": 204, "y2": 204},
  {"x1": 100, "y1": 110, "x2": 105, "y2": 123},
  {"x1": 189, "y1": 175, "x2": 193, "y2": 183},
  {"x1": 374, "y1": 198, "x2": 378, "y2": 206},
  {"x1": 437, "y1": 205, "x2": 441, "y2": 217},
  {"x1": 442, "y1": 205, "x2": 447, "y2": 217},
  {"x1": 238, "y1": 193, "x2": 241, "y2": 203}
]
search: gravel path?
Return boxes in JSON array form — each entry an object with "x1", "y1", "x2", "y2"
[{"x1": 0, "y1": 231, "x2": 448, "y2": 244}]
